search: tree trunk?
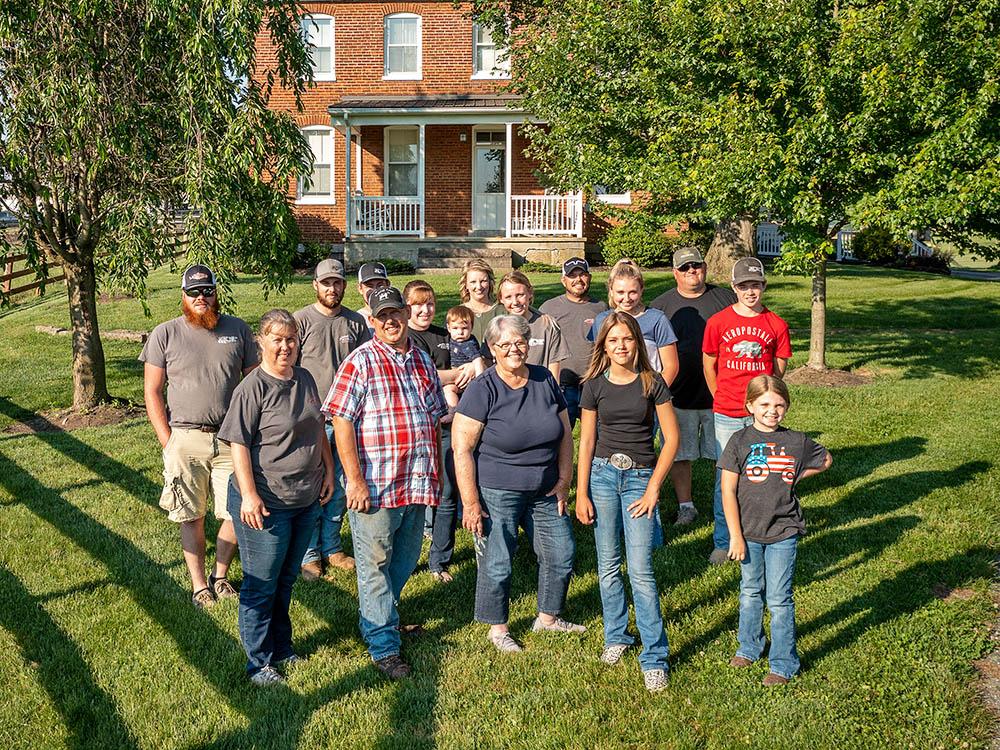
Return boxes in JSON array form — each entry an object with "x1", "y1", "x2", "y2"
[
  {"x1": 63, "y1": 254, "x2": 110, "y2": 408},
  {"x1": 807, "y1": 256, "x2": 827, "y2": 370},
  {"x1": 705, "y1": 217, "x2": 755, "y2": 283}
]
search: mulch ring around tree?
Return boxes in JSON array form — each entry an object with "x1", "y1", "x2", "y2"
[
  {"x1": 783, "y1": 366, "x2": 874, "y2": 388},
  {"x1": 3, "y1": 403, "x2": 145, "y2": 434}
]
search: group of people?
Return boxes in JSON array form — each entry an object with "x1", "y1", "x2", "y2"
[{"x1": 140, "y1": 249, "x2": 831, "y2": 692}]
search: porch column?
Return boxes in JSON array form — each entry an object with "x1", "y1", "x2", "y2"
[
  {"x1": 418, "y1": 123, "x2": 426, "y2": 239},
  {"x1": 505, "y1": 121, "x2": 513, "y2": 238},
  {"x1": 575, "y1": 189, "x2": 584, "y2": 238},
  {"x1": 344, "y1": 119, "x2": 352, "y2": 239}
]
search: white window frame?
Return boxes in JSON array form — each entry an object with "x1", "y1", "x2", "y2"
[
  {"x1": 301, "y1": 14, "x2": 335, "y2": 82},
  {"x1": 297, "y1": 126, "x2": 336, "y2": 205},
  {"x1": 471, "y1": 22, "x2": 510, "y2": 80},
  {"x1": 383, "y1": 13, "x2": 422, "y2": 80},
  {"x1": 593, "y1": 184, "x2": 632, "y2": 205},
  {"x1": 384, "y1": 126, "x2": 420, "y2": 197}
]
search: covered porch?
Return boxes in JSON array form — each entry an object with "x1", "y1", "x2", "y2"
[{"x1": 329, "y1": 95, "x2": 584, "y2": 241}]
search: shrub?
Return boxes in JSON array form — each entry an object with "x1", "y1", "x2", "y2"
[
  {"x1": 375, "y1": 257, "x2": 416, "y2": 275},
  {"x1": 294, "y1": 241, "x2": 332, "y2": 270},
  {"x1": 894, "y1": 248, "x2": 952, "y2": 275},
  {"x1": 517, "y1": 261, "x2": 561, "y2": 273},
  {"x1": 851, "y1": 226, "x2": 906, "y2": 265},
  {"x1": 601, "y1": 213, "x2": 713, "y2": 267}
]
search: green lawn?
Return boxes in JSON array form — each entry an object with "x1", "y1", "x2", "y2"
[{"x1": 0, "y1": 264, "x2": 997, "y2": 749}]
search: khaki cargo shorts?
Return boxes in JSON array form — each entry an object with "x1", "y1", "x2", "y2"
[
  {"x1": 674, "y1": 408, "x2": 717, "y2": 462},
  {"x1": 159, "y1": 428, "x2": 233, "y2": 523}
]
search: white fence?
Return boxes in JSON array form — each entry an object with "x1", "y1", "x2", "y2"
[
  {"x1": 351, "y1": 196, "x2": 422, "y2": 236},
  {"x1": 510, "y1": 194, "x2": 582, "y2": 237},
  {"x1": 754, "y1": 223, "x2": 932, "y2": 261}
]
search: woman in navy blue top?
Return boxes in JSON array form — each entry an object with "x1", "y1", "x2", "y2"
[{"x1": 452, "y1": 314, "x2": 582, "y2": 653}]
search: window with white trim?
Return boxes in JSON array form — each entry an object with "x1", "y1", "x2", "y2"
[
  {"x1": 298, "y1": 127, "x2": 335, "y2": 203},
  {"x1": 385, "y1": 128, "x2": 419, "y2": 197},
  {"x1": 472, "y1": 23, "x2": 509, "y2": 78},
  {"x1": 384, "y1": 13, "x2": 421, "y2": 79},
  {"x1": 302, "y1": 15, "x2": 335, "y2": 81},
  {"x1": 593, "y1": 184, "x2": 631, "y2": 205}
]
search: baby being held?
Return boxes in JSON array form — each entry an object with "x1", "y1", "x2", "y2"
[{"x1": 444, "y1": 305, "x2": 485, "y2": 415}]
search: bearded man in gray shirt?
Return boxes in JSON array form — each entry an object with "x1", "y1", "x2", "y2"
[{"x1": 140, "y1": 265, "x2": 258, "y2": 609}]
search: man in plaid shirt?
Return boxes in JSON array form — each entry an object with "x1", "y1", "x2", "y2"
[{"x1": 324, "y1": 286, "x2": 447, "y2": 680}]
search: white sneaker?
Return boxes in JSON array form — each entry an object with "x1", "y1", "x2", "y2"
[
  {"x1": 674, "y1": 506, "x2": 699, "y2": 526},
  {"x1": 600, "y1": 643, "x2": 630, "y2": 665},
  {"x1": 532, "y1": 616, "x2": 586, "y2": 634},
  {"x1": 643, "y1": 668, "x2": 669, "y2": 692},
  {"x1": 249, "y1": 666, "x2": 285, "y2": 687},
  {"x1": 488, "y1": 630, "x2": 523, "y2": 653}
]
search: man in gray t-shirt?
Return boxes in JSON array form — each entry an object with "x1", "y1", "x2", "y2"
[
  {"x1": 139, "y1": 265, "x2": 258, "y2": 609},
  {"x1": 539, "y1": 257, "x2": 608, "y2": 428},
  {"x1": 294, "y1": 258, "x2": 370, "y2": 578}
]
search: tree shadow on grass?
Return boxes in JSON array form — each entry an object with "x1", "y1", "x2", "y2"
[{"x1": 0, "y1": 566, "x2": 141, "y2": 750}]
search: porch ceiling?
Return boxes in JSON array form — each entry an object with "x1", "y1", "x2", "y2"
[{"x1": 329, "y1": 94, "x2": 532, "y2": 126}]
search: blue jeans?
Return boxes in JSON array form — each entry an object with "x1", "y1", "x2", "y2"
[
  {"x1": 561, "y1": 386, "x2": 581, "y2": 430},
  {"x1": 474, "y1": 486, "x2": 575, "y2": 624},
  {"x1": 302, "y1": 425, "x2": 347, "y2": 564},
  {"x1": 737, "y1": 535, "x2": 800, "y2": 679},
  {"x1": 712, "y1": 413, "x2": 753, "y2": 551},
  {"x1": 589, "y1": 459, "x2": 670, "y2": 671},
  {"x1": 349, "y1": 504, "x2": 425, "y2": 661},
  {"x1": 429, "y1": 427, "x2": 459, "y2": 573},
  {"x1": 227, "y1": 481, "x2": 321, "y2": 676}
]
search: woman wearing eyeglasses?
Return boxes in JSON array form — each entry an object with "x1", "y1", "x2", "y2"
[{"x1": 452, "y1": 315, "x2": 582, "y2": 654}]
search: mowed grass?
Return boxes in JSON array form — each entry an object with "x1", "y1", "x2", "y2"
[{"x1": 0, "y1": 263, "x2": 998, "y2": 749}]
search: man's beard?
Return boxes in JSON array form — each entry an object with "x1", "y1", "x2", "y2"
[
  {"x1": 317, "y1": 293, "x2": 343, "y2": 312},
  {"x1": 183, "y1": 300, "x2": 221, "y2": 330}
]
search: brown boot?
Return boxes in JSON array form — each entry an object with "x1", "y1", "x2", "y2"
[
  {"x1": 326, "y1": 552, "x2": 355, "y2": 571},
  {"x1": 301, "y1": 560, "x2": 323, "y2": 581},
  {"x1": 762, "y1": 673, "x2": 790, "y2": 686}
]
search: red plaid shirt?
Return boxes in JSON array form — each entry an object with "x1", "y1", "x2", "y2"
[{"x1": 323, "y1": 337, "x2": 447, "y2": 509}]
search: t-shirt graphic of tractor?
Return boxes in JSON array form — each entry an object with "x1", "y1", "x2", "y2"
[
  {"x1": 732, "y1": 340, "x2": 764, "y2": 358},
  {"x1": 745, "y1": 442, "x2": 797, "y2": 484}
]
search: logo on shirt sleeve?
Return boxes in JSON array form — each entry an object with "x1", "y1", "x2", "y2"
[
  {"x1": 746, "y1": 442, "x2": 796, "y2": 484},
  {"x1": 217, "y1": 336, "x2": 240, "y2": 344}
]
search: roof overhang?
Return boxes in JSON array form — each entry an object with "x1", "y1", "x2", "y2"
[{"x1": 328, "y1": 95, "x2": 537, "y2": 126}]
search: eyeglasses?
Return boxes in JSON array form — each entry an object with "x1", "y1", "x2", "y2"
[
  {"x1": 493, "y1": 340, "x2": 528, "y2": 353},
  {"x1": 184, "y1": 287, "x2": 216, "y2": 298},
  {"x1": 677, "y1": 263, "x2": 704, "y2": 273}
]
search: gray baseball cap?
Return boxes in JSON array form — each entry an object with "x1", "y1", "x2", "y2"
[
  {"x1": 314, "y1": 258, "x2": 345, "y2": 281},
  {"x1": 672, "y1": 247, "x2": 705, "y2": 268},
  {"x1": 731, "y1": 257, "x2": 766, "y2": 285}
]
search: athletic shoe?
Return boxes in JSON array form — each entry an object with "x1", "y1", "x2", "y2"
[
  {"x1": 191, "y1": 587, "x2": 216, "y2": 609},
  {"x1": 274, "y1": 654, "x2": 304, "y2": 671},
  {"x1": 487, "y1": 631, "x2": 523, "y2": 653},
  {"x1": 674, "y1": 506, "x2": 699, "y2": 526},
  {"x1": 249, "y1": 666, "x2": 285, "y2": 687},
  {"x1": 600, "y1": 644, "x2": 630, "y2": 665},
  {"x1": 374, "y1": 654, "x2": 411, "y2": 680},
  {"x1": 209, "y1": 574, "x2": 238, "y2": 599},
  {"x1": 643, "y1": 668, "x2": 669, "y2": 692},
  {"x1": 531, "y1": 616, "x2": 586, "y2": 634},
  {"x1": 708, "y1": 549, "x2": 730, "y2": 566}
]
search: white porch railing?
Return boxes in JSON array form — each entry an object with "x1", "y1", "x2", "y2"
[
  {"x1": 510, "y1": 194, "x2": 582, "y2": 237},
  {"x1": 835, "y1": 229, "x2": 856, "y2": 260},
  {"x1": 756, "y1": 223, "x2": 783, "y2": 257},
  {"x1": 351, "y1": 195, "x2": 422, "y2": 236}
]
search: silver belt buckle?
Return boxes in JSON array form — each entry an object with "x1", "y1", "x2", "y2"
[{"x1": 609, "y1": 453, "x2": 634, "y2": 470}]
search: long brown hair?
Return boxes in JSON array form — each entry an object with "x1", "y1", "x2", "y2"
[
  {"x1": 459, "y1": 259, "x2": 496, "y2": 304},
  {"x1": 582, "y1": 311, "x2": 656, "y2": 397},
  {"x1": 606, "y1": 258, "x2": 645, "y2": 309}
]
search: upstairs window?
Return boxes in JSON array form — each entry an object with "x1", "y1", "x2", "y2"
[
  {"x1": 472, "y1": 23, "x2": 509, "y2": 78},
  {"x1": 298, "y1": 127, "x2": 335, "y2": 204},
  {"x1": 302, "y1": 15, "x2": 335, "y2": 81},
  {"x1": 384, "y1": 13, "x2": 421, "y2": 79}
]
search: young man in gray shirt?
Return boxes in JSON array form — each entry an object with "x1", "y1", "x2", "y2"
[
  {"x1": 294, "y1": 258, "x2": 370, "y2": 579},
  {"x1": 539, "y1": 257, "x2": 608, "y2": 428},
  {"x1": 140, "y1": 265, "x2": 258, "y2": 608}
]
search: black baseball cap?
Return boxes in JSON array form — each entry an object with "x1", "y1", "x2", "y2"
[
  {"x1": 368, "y1": 286, "x2": 406, "y2": 317},
  {"x1": 562, "y1": 257, "x2": 590, "y2": 275},
  {"x1": 182, "y1": 264, "x2": 216, "y2": 290},
  {"x1": 358, "y1": 262, "x2": 389, "y2": 284},
  {"x1": 731, "y1": 257, "x2": 766, "y2": 285}
]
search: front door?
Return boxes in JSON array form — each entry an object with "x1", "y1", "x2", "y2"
[{"x1": 472, "y1": 130, "x2": 505, "y2": 234}]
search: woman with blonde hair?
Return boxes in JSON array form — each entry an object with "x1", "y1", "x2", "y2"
[
  {"x1": 590, "y1": 259, "x2": 679, "y2": 387},
  {"x1": 576, "y1": 311, "x2": 680, "y2": 692},
  {"x1": 459, "y1": 259, "x2": 504, "y2": 342}
]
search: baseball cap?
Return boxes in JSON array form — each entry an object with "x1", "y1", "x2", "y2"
[
  {"x1": 314, "y1": 258, "x2": 345, "y2": 281},
  {"x1": 731, "y1": 257, "x2": 766, "y2": 286},
  {"x1": 672, "y1": 247, "x2": 704, "y2": 268},
  {"x1": 368, "y1": 286, "x2": 406, "y2": 317},
  {"x1": 562, "y1": 257, "x2": 590, "y2": 276},
  {"x1": 358, "y1": 262, "x2": 389, "y2": 284},
  {"x1": 182, "y1": 264, "x2": 216, "y2": 290}
]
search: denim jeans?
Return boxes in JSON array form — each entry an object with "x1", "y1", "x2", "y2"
[
  {"x1": 589, "y1": 459, "x2": 670, "y2": 671},
  {"x1": 712, "y1": 413, "x2": 754, "y2": 551},
  {"x1": 349, "y1": 504, "x2": 425, "y2": 661},
  {"x1": 227, "y1": 481, "x2": 321, "y2": 676},
  {"x1": 474, "y1": 486, "x2": 575, "y2": 624},
  {"x1": 737, "y1": 535, "x2": 800, "y2": 679},
  {"x1": 429, "y1": 427, "x2": 459, "y2": 573},
  {"x1": 302, "y1": 424, "x2": 348, "y2": 564},
  {"x1": 561, "y1": 386, "x2": 581, "y2": 430}
]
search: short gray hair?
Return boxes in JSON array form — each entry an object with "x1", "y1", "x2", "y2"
[
  {"x1": 258, "y1": 308, "x2": 298, "y2": 338},
  {"x1": 484, "y1": 314, "x2": 530, "y2": 346}
]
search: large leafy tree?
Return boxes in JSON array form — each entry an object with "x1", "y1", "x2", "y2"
[
  {"x1": 0, "y1": 0, "x2": 313, "y2": 407},
  {"x1": 475, "y1": 0, "x2": 1000, "y2": 369}
]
